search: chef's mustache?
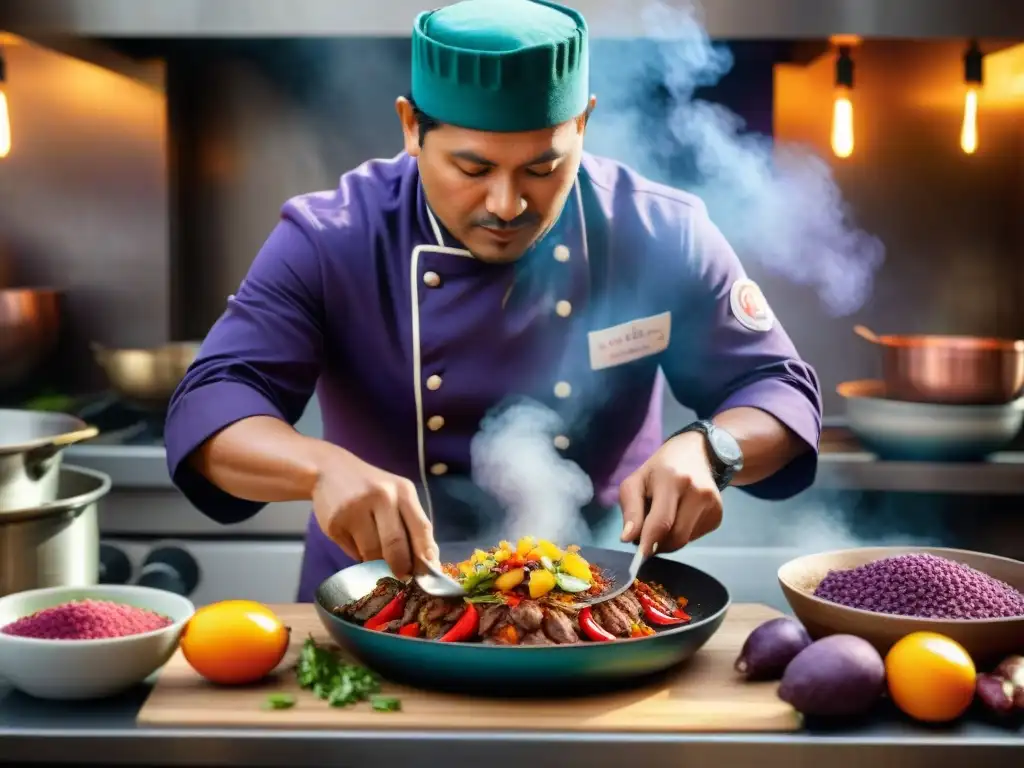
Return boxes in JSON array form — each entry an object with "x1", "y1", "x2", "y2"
[{"x1": 473, "y1": 211, "x2": 540, "y2": 230}]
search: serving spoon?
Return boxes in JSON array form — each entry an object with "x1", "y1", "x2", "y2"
[
  {"x1": 577, "y1": 546, "x2": 650, "y2": 607},
  {"x1": 414, "y1": 555, "x2": 467, "y2": 598}
]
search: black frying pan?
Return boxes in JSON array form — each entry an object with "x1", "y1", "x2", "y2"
[{"x1": 314, "y1": 544, "x2": 731, "y2": 696}]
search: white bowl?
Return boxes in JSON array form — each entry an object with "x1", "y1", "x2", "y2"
[
  {"x1": 0, "y1": 584, "x2": 195, "y2": 700},
  {"x1": 838, "y1": 379, "x2": 1024, "y2": 461}
]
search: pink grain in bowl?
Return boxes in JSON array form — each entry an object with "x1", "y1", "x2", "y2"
[{"x1": 1, "y1": 598, "x2": 173, "y2": 640}]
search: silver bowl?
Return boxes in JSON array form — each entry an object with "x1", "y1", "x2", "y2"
[{"x1": 838, "y1": 379, "x2": 1024, "y2": 461}]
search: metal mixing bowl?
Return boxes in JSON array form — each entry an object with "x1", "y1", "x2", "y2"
[
  {"x1": 0, "y1": 288, "x2": 62, "y2": 391},
  {"x1": 91, "y1": 341, "x2": 201, "y2": 411}
]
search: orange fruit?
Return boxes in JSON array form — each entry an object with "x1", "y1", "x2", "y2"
[
  {"x1": 180, "y1": 600, "x2": 290, "y2": 685},
  {"x1": 884, "y1": 631, "x2": 976, "y2": 723}
]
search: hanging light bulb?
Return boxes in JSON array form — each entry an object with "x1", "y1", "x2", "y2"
[
  {"x1": 961, "y1": 40, "x2": 982, "y2": 155},
  {"x1": 0, "y1": 46, "x2": 9, "y2": 160},
  {"x1": 831, "y1": 45, "x2": 855, "y2": 159}
]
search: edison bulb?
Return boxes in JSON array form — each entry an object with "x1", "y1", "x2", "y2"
[
  {"x1": 0, "y1": 88, "x2": 9, "y2": 159},
  {"x1": 831, "y1": 86, "x2": 854, "y2": 159},
  {"x1": 960, "y1": 86, "x2": 978, "y2": 155}
]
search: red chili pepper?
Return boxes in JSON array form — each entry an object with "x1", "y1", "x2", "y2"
[
  {"x1": 503, "y1": 593, "x2": 523, "y2": 608},
  {"x1": 637, "y1": 592, "x2": 688, "y2": 626},
  {"x1": 398, "y1": 622, "x2": 421, "y2": 637},
  {"x1": 363, "y1": 593, "x2": 407, "y2": 630},
  {"x1": 438, "y1": 603, "x2": 479, "y2": 643},
  {"x1": 579, "y1": 607, "x2": 615, "y2": 642}
]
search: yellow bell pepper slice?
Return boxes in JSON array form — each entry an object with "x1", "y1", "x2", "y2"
[
  {"x1": 536, "y1": 540, "x2": 563, "y2": 560},
  {"x1": 494, "y1": 568, "x2": 525, "y2": 592},
  {"x1": 528, "y1": 568, "x2": 557, "y2": 599},
  {"x1": 560, "y1": 552, "x2": 593, "y2": 583},
  {"x1": 516, "y1": 536, "x2": 536, "y2": 556}
]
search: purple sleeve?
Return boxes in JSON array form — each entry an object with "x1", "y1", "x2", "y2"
[
  {"x1": 164, "y1": 218, "x2": 325, "y2": 524},
  {"x1": 661, "y1": 204, "x2": 823, "y2": 500}
]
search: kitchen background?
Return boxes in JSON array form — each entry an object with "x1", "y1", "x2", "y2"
[{"x1": 2, "y1": 0, "x2": 1024, "y2": 608}]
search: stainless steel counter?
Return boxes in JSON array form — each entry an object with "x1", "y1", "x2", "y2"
[{"x1": 0, "y1": 681, "x2": 1019, "y2": 768}]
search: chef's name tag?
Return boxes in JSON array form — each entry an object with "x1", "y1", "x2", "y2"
[{"x1": 588, "y1": 312, "x2": 671, "y2": 371}]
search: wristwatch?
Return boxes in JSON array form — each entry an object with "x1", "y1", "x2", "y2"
[{"x1": 668, "y1": 420, "x2": 744, "y2": 491}]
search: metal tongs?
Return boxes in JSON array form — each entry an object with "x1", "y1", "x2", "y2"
[{"x1": 414, "y1": 555, "x2": 467, "y2": 598}]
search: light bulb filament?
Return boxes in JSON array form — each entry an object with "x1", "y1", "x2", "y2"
[
  {"x1": 961, "y1": 87, "x2": 978, "y2": 155},
  {"x1": 0, "y1": 90, "x2": 10, "y2": 160},
  {"x1": 831, "y1": 88, "x2": 854, "y2": 159}
]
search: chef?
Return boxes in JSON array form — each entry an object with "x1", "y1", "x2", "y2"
[{"x1": 165, "y1": 0, "x2": 823, "y2": 602}]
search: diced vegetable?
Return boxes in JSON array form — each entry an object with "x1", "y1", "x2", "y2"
[
  {"x1": 263, "y1": 692, "x2": 296, "y2": 710},
  {"x1": 540, "y1": 555, "x2": 556, "y2": 572},
  {"x1": 536, "y1": 540, "x2": 563, "y2": 560},
  {"x1": 493, "y1": 549, "x2": 511, "y2": 563},
  {"x1": 560, "y1": 552, "x2": 593, "y2": 583},
  {"x1": 555, "y1": 573, "x2": 591, "y2": 593},
  {"x1": 370, "y1": 695, "x2": 402, "y2": 712},
  {"x1": 458, "y1": 561, "x2": 475, "y2": 576},
  {"x1": 494, "y1": 568, "x2": 525, "y2": 592},
  {"x1": 528, "y1": 568, "x2": 557, "y2": 598},
  {"x1": 516, "y1": 536, "x2": 536, "y2": 556},
  {"x1": 460, "y1": 569, "x2": 495, "y2": 594},
  {"x1": 471, "y1": 548, "x2": 489, "y2": 564},
  {"x1": 524, "y1": 548, "x2": 542, "y2": 562}
]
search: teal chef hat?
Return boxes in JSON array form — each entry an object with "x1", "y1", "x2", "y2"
[{"x1": 411, "y1": 0, "x2": 589, "y2": 132}]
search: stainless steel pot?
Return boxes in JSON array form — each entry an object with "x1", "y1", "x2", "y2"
[
  {"x1": 91, "y1": 341, "x2": 200, "y2": 411},
  {"x1": 0, "y1": 288, "x2": 62, "y2": 391},
  {"x1": 0, "y1": 410, "x2": 99, "y2": 512},
  {"x1": 0, "y1": 465, "x2": 110, "y2": 597}
]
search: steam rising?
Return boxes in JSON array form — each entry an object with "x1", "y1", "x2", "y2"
[
  {"x1": 586, "y1": 1, "x2": 885, "y2": 316},
  {"x1": 471, "y1": 400, "x2": 594, "y2": 545}
]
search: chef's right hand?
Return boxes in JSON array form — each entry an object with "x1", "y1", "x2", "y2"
[{"x1": 311, "y1": 449, "x2": 438, "y2": 579}]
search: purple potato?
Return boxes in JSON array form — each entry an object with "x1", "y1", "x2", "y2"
[
  {"x1": 976, "y1": 674, "x2": 1017, "y2": 717},
  {"x1": 735, "y1": 617, "x2": 813, "y2": 681},
  {"x1": 994, "y1": 655, "x2": 1024, "y2": 690},
  {"x1": 777, "y1": 634, "x2": 886, "y2": 717}
]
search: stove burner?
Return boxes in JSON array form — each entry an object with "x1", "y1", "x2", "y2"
[{"x1": 75, "y1": 393, "x2": 166, "y2": 446}]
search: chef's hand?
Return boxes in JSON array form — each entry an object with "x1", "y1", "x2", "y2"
[
  {"x1": 312, "y1": 448, "x2": 439, "y2": 579},
  {"x1": 618, "y1": 432, "x2": 723, "y2": 556}
]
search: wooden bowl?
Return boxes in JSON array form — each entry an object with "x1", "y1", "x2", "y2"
[{"x1": 778, "y1": 546, "x2": 1024, "y2": 666}]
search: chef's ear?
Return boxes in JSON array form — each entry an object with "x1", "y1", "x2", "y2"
[
  {"x1": 577, "y1": 94, "x2": 597, "y2": 134},
  {"x1": 395, "y1": 96, "x2": 422, "y2": 158}
]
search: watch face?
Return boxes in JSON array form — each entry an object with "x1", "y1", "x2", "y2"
[{"x1": 710, "y1": 427, "x2": 743, "y2": 465}]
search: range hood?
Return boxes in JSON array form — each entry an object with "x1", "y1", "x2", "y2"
[{"x1": 2, "y1": 0, "x2": 1024, "y2": 38}]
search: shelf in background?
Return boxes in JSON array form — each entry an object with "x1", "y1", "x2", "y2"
[{"x1": 817, "y1": 426, "x2": 1024, "y2": 494}]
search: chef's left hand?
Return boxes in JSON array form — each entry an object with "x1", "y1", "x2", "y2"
[{"x1": 618, "y1": 431, "x2": 724, "y2": 556}]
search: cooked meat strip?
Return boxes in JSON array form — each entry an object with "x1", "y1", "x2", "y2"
[
  {"x1": 542, "y1": 608, "x2": 579, "y2": 644},
  {"x1": 614, "y1": 592, "x2": 642, "y2": 622},
  {"x1": 510, "y1": 601, "x2": 544, "y2": 631},
  {"x1": 594, "y1": 601, "x2": 632, "y2": 637},
  {"x1": 479, "y1": 604, "x2": 510, "y2": 635},
  {"x1": 336, "y1": 577, "x2": 405, "y2": 621},
  {"x1": 424, "y1": 598, "x2": 457, "y2": 622},
  {"x1": 520, "y1": 629, "x2": 556, "y2": 645},
  {"x1": 401, "y1": 590, "x2": 426, "y2": 625}
]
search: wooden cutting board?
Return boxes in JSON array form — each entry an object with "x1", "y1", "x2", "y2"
[{"x1": 137, "y1": 602, "x2": 801, "y2": 733}]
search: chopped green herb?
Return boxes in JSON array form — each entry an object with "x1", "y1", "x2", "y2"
[
  {"x1": 263, "y1": 693, "x2": 296, "y2": 710},
  {"x1": 370, "y1": 695, "x2": 402, "y2": 712},
  {"x1": 296, "y1": 636, "x2": 389, "y2": 708}
]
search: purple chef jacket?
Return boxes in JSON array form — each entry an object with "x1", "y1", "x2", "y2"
[{"x1": 165, "y1": 151, "x2": 822, "y2": 603}]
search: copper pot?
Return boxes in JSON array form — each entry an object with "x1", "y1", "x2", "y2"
[
  {"x1": 854, "y1": 325, "x2": 1024, "y2": 405},
  {"x1": 0, "y1": 288, "x2": 62, "y2": 391}
]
